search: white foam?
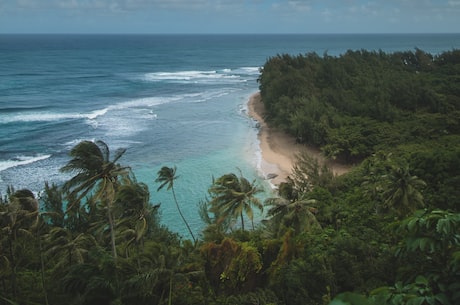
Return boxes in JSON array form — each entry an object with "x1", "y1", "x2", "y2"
[
  {"x1": 62, "y1": 138, "x2": 96, "y2": 149},
  {"x1": 143, "y1": 70, "x2": 244, "y2": 84},
  {"x1": 0, "y1": 112, "x2": 79, "y2": 123},
  {"x1": 234, "y1": 66, "x2": 261, "y2": 75},
  {"x1": 0, "y1": 96, "x2": 175, "y2": 125},
  {"x1": 86, "y1": 108, "x2": 109, "y2": 120},
  {"x1": 0, "y1": 154, "x2": 51, "y2": 172},
  {"x1": 0, "y1": 109, "x2": 109, "y2": 124},
  {"x1": 114, "y1": 96, "x2": 176, "y2": 109},
  {"x1": 186, "y1": 89, "x2": 233, "y2": 103},
  {"x1": 145, "y1": 70, "x2": 217, "y2": 81}
]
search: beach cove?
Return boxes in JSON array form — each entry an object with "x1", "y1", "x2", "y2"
[{"x1": 247, "y1": 92, "x2": 352, "y2": 187}]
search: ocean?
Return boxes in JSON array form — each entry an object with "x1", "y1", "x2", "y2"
[{"x1": 1, "y1": 33, "x2": 459, "y2": 236}]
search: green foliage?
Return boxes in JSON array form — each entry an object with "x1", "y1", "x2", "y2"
[
  {"x1": 40, "y1": 182, "x2": 64, "y2": 227},
  {"x1": 395, "y1": 210, "x2": 460, "y2": 303},
  {"x1": 264, "y1": 197, "x2": 321, "y2": 237},
  {"x1": 369, "y1": 276, "x2": 452, "y2": 305},
  {"x1": 208, "y1": 172, "x2": 263, "y2": 231},
  {"x1": 329, "y1": 292, "x2": 370, "y2": 305},
  {"x1": 259, "y1": 49, "x2": 460, "y2": 162},
  {"x1": 290, "y1": 152, "x2": 337, "y2": 194},
  {"x1": 200, "y1": 238, "x2": 263, "y2": 295},
  {"x1": 395, "y1": 137, "x2": 460, "y2": 211},
  {"x1": 382, "y1": 163, "x2": 426, "y2": 218},
  {"x1": 218, "y1": 288, "x2": 279, "y2": 305}
]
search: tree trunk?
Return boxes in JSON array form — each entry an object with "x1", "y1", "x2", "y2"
[
  {"x1": 172, "y1": 188, "x2": 196, "y2": 244},
  {"x1": 8, "y1": 237, "x2": 17, "y2": 300},
  {"x1": 107, "y1": 207, "x2": 117, "y2": 259},
  {"x1": 38, "y1": 236, "x2": 49, "y2": 305}
]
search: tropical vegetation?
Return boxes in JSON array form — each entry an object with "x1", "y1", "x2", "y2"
[{"x1": 1, "y1": 48, "x2": 459, "y2": 305}]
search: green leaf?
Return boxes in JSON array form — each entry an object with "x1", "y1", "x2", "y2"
[
  {"x1": 407, "y1": 297, "x2": 425, "y2": 305},
  {"x1": 407, "y1": 218, "x2": 419, "y2": 232},
  {"x1": 329, "y1": 292, "x2": 370, "y2": 305},
  {"x1": 415, "y1": 275, "x2": 428, "y2": 286},
  {"x1": 434, "y1": 293, "x2": 451, "y2": 305},
  {"x1": 436, "y1": 218, "x2": 451, "y2": 235},
  {"x1": 418, "y1": 237, "x2": 435, "y2": 252}
]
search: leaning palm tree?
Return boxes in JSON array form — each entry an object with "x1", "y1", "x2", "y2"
[
  {"x1": 155, "y1": 166, "x2": 196, "y2": 244},
  {"x1": 45, "y1": 227, "x2": 98, "y2": 269},
  {"x1": 208, "y1": 172, "x2": 263, "y2": 231},
  {"x1": 114, "y1": 182, "x2": 158, "y2": 260},
  {"x1": 61, "y1": 140, "x2": 130, "y2": 259},
  {"x1": 0, "y1": 189, "x2": 39, "y2": 300}
]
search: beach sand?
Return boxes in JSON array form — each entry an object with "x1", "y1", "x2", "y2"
[{"x1": 247, "y1": 92, "x2": 351, "y2": 186}]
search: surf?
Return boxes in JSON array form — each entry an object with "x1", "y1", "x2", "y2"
[{"x1": 0, "y1": 154, "x2": 51, "y2": 172}]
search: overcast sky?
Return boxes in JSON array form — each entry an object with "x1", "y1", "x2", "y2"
[{"x1": 0, "y1": 0, "x2": 459, "y2": 34}]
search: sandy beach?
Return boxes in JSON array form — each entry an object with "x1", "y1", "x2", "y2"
[{"x1": 247, "y1": 92, "x2": 351, "y2": 186}]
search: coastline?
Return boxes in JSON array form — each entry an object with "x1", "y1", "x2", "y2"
[{"x1": 247, "y1": 92, "x2": 351, "y2": 187}]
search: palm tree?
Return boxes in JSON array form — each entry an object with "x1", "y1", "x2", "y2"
[
  {"x1": 61, "y1": 140, "x2": 130, "y2": 259},
  {"x1": 155, "y1": 166, "x2": 196, "y2": 244},
  {"x1": 45, "y1": 227, "x2": 97, "y2": 269},
  {"x1": 382, "y1": 164, "x2": 426, "y2": 217},
  {"x1": 0, "y1": 189, "x2": 38, "y2": 300},
  {"x1": 208, "y1": 172, "x2": 263, "y2": 231},
  {"x1": 60, "y1": 250, "x2": 120, "y2": 305},
  {"x1": 360, "y1": 152, "x2": 392, "y2": 214},
  {"x1": 198, "y1": 199, "x2": 231, "y2": 242},
  {"x1": 40, "y1": 182, "x2": 65, "y2": 227},
  {"x1": 264, "y1": 197, "x2": 320, "y2": 237},
  {"x1": 114, "y1": 182, "x2": 158, "y2": 260}
]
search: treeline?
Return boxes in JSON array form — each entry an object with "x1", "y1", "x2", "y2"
[
  {"x1": 1, "y1": 49, "x2": 460, "y2": 305},
  {"x1": 2, "y1": 140, "x2": 458, "y2": 305},
  {"x1": 258, "y1": 48, "x2": 460, "y2": 212},
  {"x1": 258, "y1": 48, "x2": 460, "y2": 162}
]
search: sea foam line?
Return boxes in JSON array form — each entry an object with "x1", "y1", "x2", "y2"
[
  {"x1": 0, "y1": 89, "x2": 240, "y2": 125},
  {"x1": 0, "y1": 154, "x2": 51, "y2": 172},
  {"x1": 0, "y1": 96, "x2": 174, "y2": 124},
  {"x1": 142, "y1": 68, "x2": 257, "y2": 83},
  {"x1": 0, "y1": 111, "x2": 108, "y2": 124}
]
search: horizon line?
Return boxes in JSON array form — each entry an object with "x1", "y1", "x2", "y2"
[{"x1": 1, "y1": 32, "x2": 460, "y2": 36}]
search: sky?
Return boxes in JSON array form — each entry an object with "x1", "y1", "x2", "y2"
[{"x1": 0, "y1": 0, "x2": 459, "y2": 34}]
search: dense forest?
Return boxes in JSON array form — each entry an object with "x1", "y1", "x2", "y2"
[{"x1": 1, "y1": 49, "x2": 460, "y2": 305}]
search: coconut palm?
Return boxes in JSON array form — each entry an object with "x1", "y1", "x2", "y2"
[
  {"x1": 60, "y1": 250, "x2": 120, "y2": 305},
  {"x1": 0, "y1": 189, "x2": 38, "y2": 300},
  {"x1": 40, "y1": 182, "x2": 65, "y2": 227},
  {"x1": 61, "y1": 140, "x2": 130, "y2": 258},
  {"x1": 382, "y1": 164, "x2": 426, "y2": 217},
  {"x1": 264, "y1": 197, "x2": 320, "y2": 237},
  {"x1": 114, "y1": 182, "x2": 158, "y2": 259},
  {"x1": 208, "y1": 172, "x2": 263, "y2": 231},
  {"x1": 155, "y1": 166, "x2": 196, "y2": 244},
  {"x1": 45, "y1": 227, "x2": 98, "y2": 269},
  {"x1": 198, "y1": 199, "x2": 231, "y2": 242}
]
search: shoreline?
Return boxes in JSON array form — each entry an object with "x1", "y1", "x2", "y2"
[{"x1": 247, "y1": 92, "x2": 351, "y2": 187}]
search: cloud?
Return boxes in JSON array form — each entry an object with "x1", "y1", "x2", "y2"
[
  {"x1": 286, "y1": 0, "x2": 312, "y2": 12},
  {"x1": 5, "y1": 0, "x2": 245, "y2": 12},
  {"x1": 0, "y1": 0, "x2": 450, "y2": 18},
  {"x1": 1, "y1": 0, "x2": 458, "y2": 33}
]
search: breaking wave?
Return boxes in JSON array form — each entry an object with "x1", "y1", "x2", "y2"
[{"x1": 0, "y1": 154, "x2": 51, "y2": 172}]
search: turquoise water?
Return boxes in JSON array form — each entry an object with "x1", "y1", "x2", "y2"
[{"x1": 1, "y1": 34, "x2": 460, "y2": 236}]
